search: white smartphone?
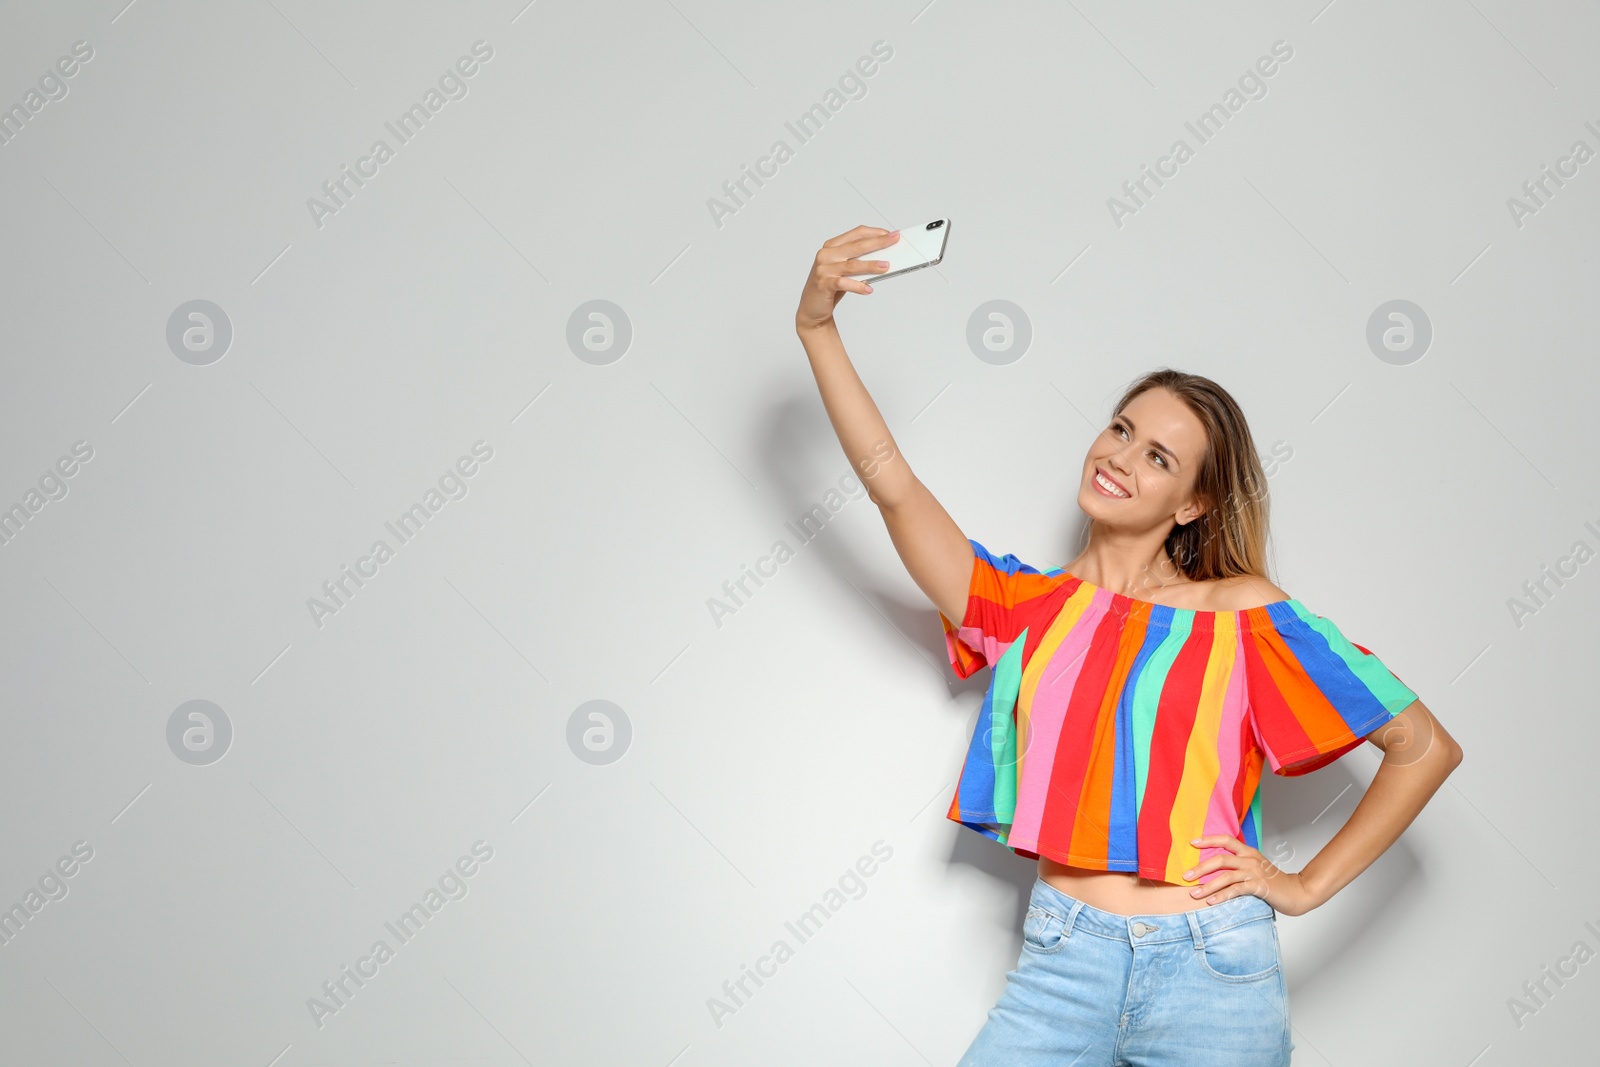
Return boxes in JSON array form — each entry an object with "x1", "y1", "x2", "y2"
[{"x1": 845, "y1": 218, "x2": 950, "y2": 281}]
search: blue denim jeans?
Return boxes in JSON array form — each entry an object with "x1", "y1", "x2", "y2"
[{"x1": 957, "y1": 876, "x2": 1294, "y2": 1066}]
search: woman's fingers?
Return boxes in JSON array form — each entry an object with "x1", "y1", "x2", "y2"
[
  {"x1": 829, "y1": 257, "x2": 890, "y2": 277},
  {"x1": 1189, "y1": 872, "x2": 1228, "y2": 897},
  {"x1": 828, "y1": 275, "x2": 874, "y2": 296},
  {"x1": 819, "y1": 257, "x2": 891, "y2": 296},
  {"x1": 822, "y1": 224, "x2": 892, "y2": 249},
  {"x1": 819, "y1": 230, "x2": 900, "y2": 265},
  {"x1": 797, "y1": 227, "x2": 894, "y2": 325}
]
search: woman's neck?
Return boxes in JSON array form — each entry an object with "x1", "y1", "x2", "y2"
[{"x1": 1065, "y1": 530, "x2": 1190, "y2": 599}]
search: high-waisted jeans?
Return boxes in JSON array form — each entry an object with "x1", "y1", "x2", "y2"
[{"x1": 957, "y1": 876, "x2": 1294, "y2": 1066}]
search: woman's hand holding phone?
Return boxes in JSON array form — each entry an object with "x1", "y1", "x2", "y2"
[{"x1": 795, "y1": 225, "x2": 897, "y2": 333}]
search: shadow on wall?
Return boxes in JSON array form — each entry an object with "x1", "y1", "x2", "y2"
[{"x1": 1254, "y1": 770, "x2": 1423, "y2": 994}]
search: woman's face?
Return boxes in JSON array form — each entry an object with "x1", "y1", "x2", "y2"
[{"x1": 1078, "y1": 387, "x2": 1208, "y2": 531}]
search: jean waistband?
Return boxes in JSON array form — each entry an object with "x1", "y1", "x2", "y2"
[{"x1": 1030, "y1": 875, "x2": 1275, "y2": 947}]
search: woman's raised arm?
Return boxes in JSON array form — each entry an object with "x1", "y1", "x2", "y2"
[{"x1": 794, "y1": 225, "x2": 973, "y2": 626}]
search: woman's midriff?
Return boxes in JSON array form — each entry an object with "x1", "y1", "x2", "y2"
[{"x1": 1038, "y1": 856, "x2": 1219, "y2": 916}]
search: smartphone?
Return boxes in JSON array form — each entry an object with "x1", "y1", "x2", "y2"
[{"x1": 845, "y1": 218, "x2": 950, "y2": 281}]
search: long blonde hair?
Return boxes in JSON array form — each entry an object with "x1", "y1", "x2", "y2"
[{"x1": 1108, "y1": 368, "x2": 1272, "y2": 583}]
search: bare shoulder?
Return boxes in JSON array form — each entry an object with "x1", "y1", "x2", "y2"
[{"x1": 1201, "y1": 574, "x2": 1292, "y2": 611}]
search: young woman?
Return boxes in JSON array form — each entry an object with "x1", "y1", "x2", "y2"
[{"x1": 795, "y1": 225, "x2": 1464, "y2": 1066}]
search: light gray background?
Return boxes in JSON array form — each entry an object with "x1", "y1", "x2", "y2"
[{"x1": 0, "y1": 0, "x2": 1593, "y2": 1064}]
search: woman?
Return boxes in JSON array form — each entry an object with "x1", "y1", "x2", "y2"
[{"x1": 794, "y1": 225, "x2": 1464, "y2": 1066}]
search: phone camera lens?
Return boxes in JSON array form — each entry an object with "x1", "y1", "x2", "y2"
[{"x1": 926, "y1": 220, "x2": 943, "y2": 230}]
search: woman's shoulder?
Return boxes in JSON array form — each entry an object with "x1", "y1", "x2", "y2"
[
  {"x1": 1053, "y1": 556, "x2": 1293, "y2": 613},
  {"x1": 1185, "y1": 573, "x2": 1292, "y2": 612}
]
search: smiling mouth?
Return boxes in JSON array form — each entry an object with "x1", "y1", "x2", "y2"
[{"x1": 1093, "y1": 469, "x2": 1131, "y2": 498}]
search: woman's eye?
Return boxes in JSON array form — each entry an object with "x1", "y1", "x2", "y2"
[{"x1": 1150, "y1": 452, "x2": 1167, "y2": 468}]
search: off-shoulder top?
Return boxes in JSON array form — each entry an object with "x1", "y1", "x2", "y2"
[{"x1": 939, "y1": 540, "x2": 1420, "y2": 888}]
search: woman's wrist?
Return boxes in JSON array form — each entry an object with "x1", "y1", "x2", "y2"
[{"x1": 795, "y1": 315, "x2": 838, "y2": 338}]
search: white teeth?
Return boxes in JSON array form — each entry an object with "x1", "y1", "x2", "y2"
[{"x1": 1095, "y1": 471, "x2": 1129, "y2": 497}]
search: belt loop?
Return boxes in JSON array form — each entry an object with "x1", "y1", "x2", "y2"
[
  {"x1": 1186, "y1": 909, "x2": 1206, "y2": 951},
  {"x1": 1062, "y1": 899, "x2": 1085, "y2": 940}
]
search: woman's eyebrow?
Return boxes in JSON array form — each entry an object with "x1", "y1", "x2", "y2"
[{"x1": 1120, "y1": 416, "x2": 1180, "y2": 471}]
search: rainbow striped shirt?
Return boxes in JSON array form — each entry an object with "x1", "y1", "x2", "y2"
[{"x1": 940, "y1": 540, "x2": 1419, "y2": 888}]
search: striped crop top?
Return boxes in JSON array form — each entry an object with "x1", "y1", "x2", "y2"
[{"x1": 939, "y1": 540, "x2": 1420, "y2": 888}]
